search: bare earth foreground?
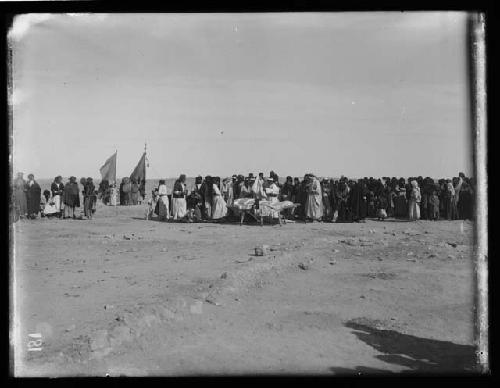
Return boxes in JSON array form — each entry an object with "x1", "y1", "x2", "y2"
[{"x1": 12, "y1": 203, "x2": 478, "y2": 376}]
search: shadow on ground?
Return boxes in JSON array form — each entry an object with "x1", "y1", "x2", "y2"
[{"x1": 329, "y1": 319, "x2": 477, "y2": 375}]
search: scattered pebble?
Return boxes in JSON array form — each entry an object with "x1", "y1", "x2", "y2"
[
  {"x1": 360, "y1": 295, "x2": 366, "y2": 299},
  {"x1": 447, "y1": 242, "x2": 458, "y2": 248},
  {"x1": 104, "y1": 305, "x2": 114, "y2": 310},
  {"x1": 298, "y1": 262, "x2": 309, "y2": 270},
  {"x1": 220, "y1": 272, "x2": 228, "y2": 279}
]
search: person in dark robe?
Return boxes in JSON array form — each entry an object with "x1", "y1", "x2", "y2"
[
  {"x1": 119, "y1": 179, "x2": 125, "y2": 206},
  {"x1": 49, "y1": 176, "x2": 64, "y2": 218},
  {"x1": 13, "y1": 172, "x2": 28, "y2": 221},
  {"x1": 458, "y1": 181, "x2": 473, "y2": 221},
  {"x1": 336, "y1": 179, "x2": 350, "y2": 222},
  {"x1": 329, "y1": 179, "x2": 338, "y2": 220},
  {"x1": 296, "y1": 175, "x2": 309, "y2": 221},
  {"x1": 98, "y1": 180, "x2": 110, "y2": 205},
  {"x1": 186, "y1": 188, "x2": 203, "y2": 222},
  {"x1": 26, "y1": 174, "x2": 42, "y2": 219},
  {"x1": 63, "y1": 176, "x2": 80, "y2": 219},
  {"x1": 279, "y1": 176, "x2": 294, "y2": 219},
  {"x1": 122, "y1": 178, "x2": 132, "y2": 206},
  {"x1": 130, "y1": 178, "x2": 140, "y2": 205},
  {"x1": 83, "y1": 177, "x2": 97, "y2": 219},
  {"x1": 348, "y1": 180, "x2": 361, "y2": 222}
]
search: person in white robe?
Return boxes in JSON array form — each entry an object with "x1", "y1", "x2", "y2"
[
  {"x1": 263, "y1": 177, "x2": 280, "y2": 219},
  {"x1": 305, "y1": 175, "x2": 323, "y2": 221},
  {"x1": 211, "y1": 180, "x2": 227, "y2": 219},
  {"x1": 171, "y1": 174, "x2": 188, "y2": 220},
  {"x1": 110, "y1": 184, "x2": 117, "y2": 206},
  {"x1": 158, "y1": 180, "x2": 170, "y2": 221}
]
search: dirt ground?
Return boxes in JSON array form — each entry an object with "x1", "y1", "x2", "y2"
[{"x1": 11, "y1": 202, "x2": 479, "y2": 376}]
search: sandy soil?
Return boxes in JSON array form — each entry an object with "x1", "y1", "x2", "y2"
[{"x1": 12, "y1": 203, "x2": 478, "y2": 376}]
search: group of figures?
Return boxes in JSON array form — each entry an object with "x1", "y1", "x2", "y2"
[
  {"x1": 12, "y1": 173, "x2": 98, "y2": 222},
  {"x1": 97, "y1": 178, "x2": 146, "y2": 206},
  {"x1": 146, "y1": 171, "x2": 475, "y2": 223}
]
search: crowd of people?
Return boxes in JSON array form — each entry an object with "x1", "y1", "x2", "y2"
[
  {"x1": 146, "y1": 171, "x2": 475, "y2": 224},
  {"x1": 12, "y1": 173, "x2": 98, "y2": 221},
  {"x1": 11, "y1": 171, "x2": 475, "y2": 224}
]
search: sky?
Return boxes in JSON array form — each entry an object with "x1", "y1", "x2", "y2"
[{"x1": 10, "y1": 12, "x2": 473, "y2": 180}]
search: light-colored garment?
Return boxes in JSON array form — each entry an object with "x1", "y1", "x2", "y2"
[
  {"x1": 158, "y1": 184, "x2": 170, "y2": 220},
  {"x1": 408, "y1": 181, "x2": 421, "y2": 221},
  {"x1": 263, "y1": 183, "x2": 280, "y2": 218},
  {"x1": 110, "y1": 188, "x2": 117, "y2": 206},
  {"x1": 43, "y1": 196, "x2": 58, "y2": 215},
  {"x1": 51, "y1": 195, "x2": 61, "y2": 212},
  {"x1": 211, "y1": 184, "x2": 227, "y2": 219},
  {"x1": 172, "y1": 182, "x2": 187, "y2": 220},
  {"x1": 306, "y1": 178, "x2": 323, "y2": 220}
]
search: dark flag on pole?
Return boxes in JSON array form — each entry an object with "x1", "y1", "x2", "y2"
[
  {"x1": 130, "y1": 152, "x2": 146, "y2": 182},
  {"x1": 130, "y1": 152, "x2": 147, "y2": 200},
  {"x1": 99, "y1": 151, "x2": 117, "y2": 183}
]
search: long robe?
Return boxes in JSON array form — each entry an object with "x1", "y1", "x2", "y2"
[
  {"x1": 51, "y1": 182, "x2": 64, "y2": 213},
  {"x1": 26, "y1": 181, "x2": 42, "y2": 217},
  {"x1": 408, "y1": 187, "x2": 421, "y2": 221},
  {"x1": 171, "y1": 181, "x2": 187, "y2": 220},
  {"x1": 305, "y1": 178, "x2": 323, "y2": 220},
  {"x1": 158, "y1": 184, "x2": 170, "y2": 220},
  {"x1": 83, "y1": 182, "x2": 96, "y2": 218},
  {"x1": 13, "y1": 177, "x2": 28, "y2": 217},
  {"x1": 130, "y1": 183, "x2": 139, "y2": 205},
  {"x1": 212, "y1": 184, "x2": 227, "y2": 219}
]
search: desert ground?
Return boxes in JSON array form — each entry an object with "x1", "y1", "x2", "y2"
[{"x1": 12, "y1": 202, "x2": 478, "y2": 376}]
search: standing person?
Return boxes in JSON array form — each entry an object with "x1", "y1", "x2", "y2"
[
  {"x1": 281, "y1": 176, "x2": 295, "y2": 219},
  {"x1": 203, "y1": 176, "x2": 213, "y2": 220},
  {"x1": 349, "y1": 180, "x2": 365, "y2": 223},
  {"x1": 408, "y1": 180, "x2": 421, "y2": 221},
  {"x1": 83, "y1": 177, "x2": 97, "y2": 219},
  {"x1": 110, "y1": 183, "x2": 117, "y2": 206},
  {"x1": 336, "y1": 179, "x2": 350, "y2": 222},
  {"x1": 26, "y1": 174, "x2": 41, "y2": 219},
  {"x1": 172, "y1": 174, "x2": 188, "y2": 221},
  {"x1": 157, "y1": 179, "x2": 170, "y2": 221},
  {"x1": 130, "y1": 179, "x2": 139, "y2": 205},
  {"x1": 122, "y1": 178, "x2": 131, "y2": 206},
  {"x1": 211, "y1": 177, "x2": 227, "y2": 220},
  {"x1": 444, "y1": 179, "x2": 456, "y2": 221},
  {"x1": 458, "y1": 180, "x2": 473, "y2": 220},
  {"x1": 263, "y1": 176, "x2": 280, "y2": 219},
  {"x1": 139, "y1": 179, "x2": 146, "y2": 204},
  {"x1": 119, "y1": 179, "x2": 125, "y2": 205},
  {"x1": 305, "y1": 174, "x2": 323, "y2": 222},
  {"x1": 329, "y1": 179, "x2": 338, "y2": 221},
  {"x1": 186, "y1": 188, "x2": 203, "y2": 222},
  {"x1": 51, "y1": 176, "x2": 64, "y2": 218},
  {"x1": 428, "y1": 184, "x2": 440, "y2": 220},
  {"x1": 321, "y1": 179, "x2": 333, "y2": 221},
  {"x1": 63, "y1": 176, "x2": 80, "y2": 219},
  {"x1": 13, "y1": 172, "x2": 28, "y2": 220},
  {"x1": 98, "y1": 179, "x2": 110, "y2": 205},
  {"x1": 394, "y1": 179, "x2": 408, "y2": 219}
]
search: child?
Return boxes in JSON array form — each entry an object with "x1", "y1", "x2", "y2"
[
  {"x1": 429, "y1": 186, "x2": 440, "y2": 220},
  {"x1": 146, "y1": 188, "x2": 159, "y2": 220},
  {"x1": 186, "y1": 190, "x2": 203, "y2": 222},
  {"x1": 376, "y1": 194, "x2": 388, "y2": 221}
]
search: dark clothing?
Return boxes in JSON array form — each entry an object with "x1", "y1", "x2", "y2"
[
  {"x1": 51, "y1": 182, "x2": 64, "y2": 197},
  {"x1": 130, "y1": 183, "x2": 139, "y2": 205},
  {"x1": 26, "y1": 181, "x2": 41, "y2": 217},
  {"x1": 349, "y1": 183, "x2": 367, "y2": 221},
  {"x1": 63, "y1": 182, "x2": 80, "y2": 207},
  {"x1": 281, "y1": 182, "x2": 294, "y2": 202},
  {"x1": 83, "y1": 182, "x2": 97, "y2": 217}
]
